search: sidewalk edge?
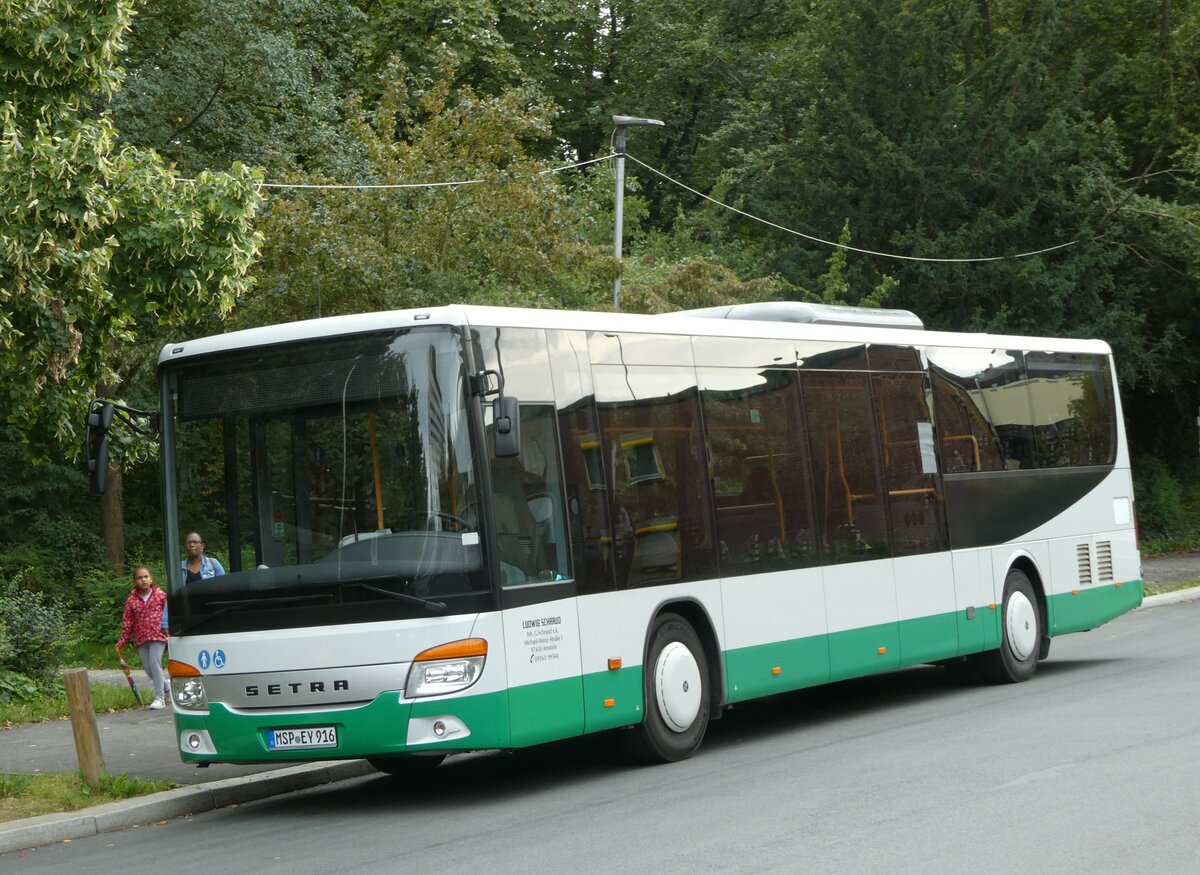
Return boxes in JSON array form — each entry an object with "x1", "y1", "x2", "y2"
[
  {"x1": 0, "y1": 759, "x2": 374, "y2": 856},
  {"x1": 1138, "y1": 585, "x2": 1200, "y2": 609}
]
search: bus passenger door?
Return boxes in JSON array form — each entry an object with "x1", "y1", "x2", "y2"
[
  {"x1": 501, "y1": 587, "x2": 584, "y2": 746},
  {"x1": 481, "y1": 377, "x2": 585, "y2": 746},
  {"x1": 494, "y1": 446, "x2": 584, "y2": 745}
]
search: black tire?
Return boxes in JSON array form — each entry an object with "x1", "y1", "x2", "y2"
[
  {"x1": 368, "y1": 754, "x2": 446, "y2": 777},
  {"x1": 978, "y1": 568, "x2": 1042, "y2": 684},
  {"x1": 627, "y1": 613, "x2": 710, "y2": 763}
]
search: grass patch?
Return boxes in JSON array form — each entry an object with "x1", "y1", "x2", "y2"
[
  {"x1": 0, "y1": 771, "x2": 174, "y2": 823},
  {"x1": 1140, "y1": 535, "x2": 1200, "y2": 557},
  {"x1": 61, "y1": 640, "x2": 126, "y2": 670},
  {"x1": 0, "y1": 681, "x2": 143, "y2": 729},
  {"x1": 1144, "y1": 579, "x2": 1200, "y2": 597}
]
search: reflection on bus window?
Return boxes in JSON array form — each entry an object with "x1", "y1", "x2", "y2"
[
  {"x1": 700, "y1": 366, "x2": 816, "y2": 575},
  {"x1": 487, "y1": 404, "x2": 571, "y2": 586}
]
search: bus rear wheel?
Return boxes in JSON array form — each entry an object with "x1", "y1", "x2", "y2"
[
  {"x1": 628, "y1": 613, "x2": 710, "y2": 763},
  {"x1": 979, "y1": 568, "x2": 1041, "y2": 684}
]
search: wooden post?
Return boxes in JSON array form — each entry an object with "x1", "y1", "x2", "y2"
[{"x1": 63, "y1": 668, "x2": 104, "y2": 787}]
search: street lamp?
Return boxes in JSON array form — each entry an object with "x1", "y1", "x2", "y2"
[{"x1": 612, "y1": 114, "x2": 665, "y2": 312}]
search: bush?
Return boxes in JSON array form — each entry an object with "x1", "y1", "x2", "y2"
[
  {"x1": 0, "y1": 577, "x2": 74, "y2": 681},
  {"x1": 0, "y1": 669, "x2": 45, "y2": 704},
  {"x1": 1133, "y1": 457, "x2": 1189, "y2": 540},
  {"x1": 74, "y1": 567, "x2": 139, "y2": 645}
]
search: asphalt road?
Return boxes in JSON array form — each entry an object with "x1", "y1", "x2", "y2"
[{"x1": 7, "y1": 597, "x2": 1198, "y2": 874}]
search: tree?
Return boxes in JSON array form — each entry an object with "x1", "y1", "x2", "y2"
[
  {"x1": 615, "y1": 0, "x2": 1200, "y2": 459},
  {"x1": 238, "y1": 61, "x2": 612, "y2": 328},
  {"x1": 109, "y1": 0, "x2": 367, "y2": 178},
  {"x1": 1, "y1": 0, "x2": 263, "y2": 566}
]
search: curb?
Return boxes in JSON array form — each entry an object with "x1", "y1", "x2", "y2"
[
  {"x1": 1139, "y1": 585, "x2": 1200, "y2": 609},
  {"x1": 0, "y1": 759, "x2": 375, "y2": 856}
]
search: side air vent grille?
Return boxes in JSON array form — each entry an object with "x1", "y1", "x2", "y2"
[
  {"x1": 1077, "y1": 543, "x2": 1093, "y2": 586},
  {"x1": 1096, "y1": 541, "x2": 1114, "y2": 583}
]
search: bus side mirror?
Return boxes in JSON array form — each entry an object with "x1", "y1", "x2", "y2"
[
  {"x1": 86, "y1": 401, "x2": 115, "y2": 495},
  {"x1": 493, "y1": 395, "x2": 521, "y2": 458}
]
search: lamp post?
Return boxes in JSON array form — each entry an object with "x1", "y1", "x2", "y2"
[{"x1": 612, "y1": 114, "x2": 664, "y2": 312}]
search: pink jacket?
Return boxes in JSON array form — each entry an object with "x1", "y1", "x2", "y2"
[{"x1": 117, "y1": 586, "x2": 169, "y2": 648}]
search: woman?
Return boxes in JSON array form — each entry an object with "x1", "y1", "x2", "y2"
[
  {"x1": 114, "y1": 566, "x2": 170, "y2": 709},
  {"x1": 181, "y1": 532, "x2": 225, "y2": 582}
]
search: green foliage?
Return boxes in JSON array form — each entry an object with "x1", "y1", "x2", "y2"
[
  {"x1": 1, "y1": 0, "x2": 263, "y2": 455},
  {"x1": 1134, "y1": 457, "x2": 1187, "y2": 539},
  {"x1": 0, "y1": 669, "x2": 42, "y2": 705},
  {"x1": 72, "y1": 567, "x2": 139, "y2": 647},
  {"x1": 110, "y1": 0, "x2": 368, "y2": 178},
  {"x1": 240, "y1": 61, "x2": 612, "y2": 325},
  {"x1": 0, "y1": 427, "x2": 104, "y2": 589},
  {"x1": 619, "y1": 257, "x2": 782, "y2": 313},
  {"x1": 0, "y1": 579, "x2": 74, "y2": 682}
]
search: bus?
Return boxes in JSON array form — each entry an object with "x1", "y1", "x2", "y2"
[{"x1": 87, "y1": 301, "x2": 1142, "y2": 770}]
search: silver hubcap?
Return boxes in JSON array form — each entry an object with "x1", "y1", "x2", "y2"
[
  {"x1": 655, "y1": 641, "x2": 702, "y2": 733},
  {"x1": 1006, "y1": 590, "x2": 1038, "y2": 661}
]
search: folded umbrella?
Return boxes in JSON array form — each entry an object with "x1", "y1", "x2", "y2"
[{"x1": 118, "y1": 661, "x2": 143, "y2": 705}]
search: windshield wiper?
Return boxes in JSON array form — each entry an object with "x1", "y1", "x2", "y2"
[
  {"x1": 339, "y1": 581, "x2": 446, "y2": 613},
  {"x1": 176, "y1": 593, "x2": 335, "y2": 636}
]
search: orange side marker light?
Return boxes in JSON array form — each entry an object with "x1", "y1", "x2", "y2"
[
  {"x1": 168, "y1": 659, "x2": 200, "y2": 678},
  {"x1": 603, "y1": 698, "x2": 615, "y2": 709},
  {"x1": 771, "y1": 667, "x2": 782, "y2": 676},
  {"x1": 608, "y1": 657, "x2": 622, "y2": 671}
]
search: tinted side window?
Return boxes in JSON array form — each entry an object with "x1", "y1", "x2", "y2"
[
  {"x1": 801, "y1": 371, "x2": 888, "y2": 563},
  {"x1": 475, "y1": 327, "x2": 571, "y2": 587},
  {"x1": 592, "y1": 335, "x2": 716, "y2": 587},
  {"x1": 929, "y1": 348, "x2": 1025, "y2": 472},
  {"x1": 548, "y1": 330, "x2": 613, "y2": 595},
  {"x1": 1024, "y1": 352, "x2": 1117, "y2": 467},
  {"x1": 873, "y1": 374, "x2": 946, "y2": 555},
  {"x1": 487, "y1": 405, "x2": 571, "y2": 586},
  {"x1": 701, "y1": 366, "x2": 817, "y2": 575}
]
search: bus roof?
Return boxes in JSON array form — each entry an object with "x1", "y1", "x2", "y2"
[{"x1": 157, "y1": 303, "x2": 1113, "y2": 368}]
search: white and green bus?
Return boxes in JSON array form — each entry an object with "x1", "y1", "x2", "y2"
[{"x1": 93, "y1": 301, "x2": 1142, "y2": 770}]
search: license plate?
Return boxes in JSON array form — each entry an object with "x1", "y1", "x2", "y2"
[{"x1": 267, "y1": 726, "x2": 338, "y2": 750}]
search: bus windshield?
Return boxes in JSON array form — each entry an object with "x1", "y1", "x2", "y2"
[{"x1": 163, "y1": 326, "x2": 490, "y2": 634}]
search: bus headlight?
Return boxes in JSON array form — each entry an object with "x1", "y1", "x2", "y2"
[
  {"x1": 168, "y1": 659, "x2": 208, "y2": 711},
  {"x1": 172, "y1": 677, "x2": 208, "y2": 710},
  {"x1": 405, "y1": 638, "x2": 487, "y2": 699}
]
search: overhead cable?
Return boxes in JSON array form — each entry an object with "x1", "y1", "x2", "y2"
[
  {"x1": 173, "y1": 154, "x2": 616, "y2": 190},
  {"x1": 625, "y1": 154, "x2": 1078, "y2": 264}
]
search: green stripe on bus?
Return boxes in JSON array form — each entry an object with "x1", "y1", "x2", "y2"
[
  {"x1": 176, "y1": 689, "x2": 513, "y2": 763},
  {"x1": 724, "y1": 636, "x2": 831, "y2": 703},
  {"x1": 724, "y1": 607, "x2": 1000, "y2": 700},
  {"x1": 508, "y1": 676, "x2": 585, "y2": 746},
  {"x1": 1047, "y1": 580, "x2": 1143, "y2": 635},
  {"x1": 582, "y1": 665, "x2": 644, "y2": 733},
  {"x1": 898, "y1": 612, "x2": 963, "y2": 667}
]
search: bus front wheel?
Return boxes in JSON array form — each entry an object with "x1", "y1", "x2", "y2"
[
  {"x1": 628, "y1": 613, "x2": 710, "y2": 763},
  {"x1": 979, "y1": 568, "x2": 1041, "y2": 684}
]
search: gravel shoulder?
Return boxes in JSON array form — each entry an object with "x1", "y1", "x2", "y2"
[{"x1": 1142, "y1": 550, "x2": 1200, "y2": 589}]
